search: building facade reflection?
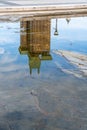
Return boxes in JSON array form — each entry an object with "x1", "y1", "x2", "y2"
[{"x1": 19, "y1": 17, "x2": 52, "y2": 74}]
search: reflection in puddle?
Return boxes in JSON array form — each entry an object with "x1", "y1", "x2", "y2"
[
  {"x1": 19, "y1": 18, "x2": 52, "y2": 74},
  {"x1": 0, "y1": 14, "x2": 87, "y2": 130}
]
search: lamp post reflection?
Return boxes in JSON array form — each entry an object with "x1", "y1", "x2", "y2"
[
  {"x1": 66, "y1": 18, "x2": 71, "y2": 24},
  {"x1": 54, "y1": 19, "x2": 58, "y2": 36}
]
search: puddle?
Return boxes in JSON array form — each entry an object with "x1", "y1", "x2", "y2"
[{"x1": 0, "y1": 14, "x2": 87, "y2": 130}]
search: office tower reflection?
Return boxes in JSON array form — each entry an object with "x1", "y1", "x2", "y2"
[{"x1": 19, "y1": 17, "x2": 52, "y2": 74}]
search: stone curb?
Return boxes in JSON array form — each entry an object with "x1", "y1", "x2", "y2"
[{"x1": 0, "y1": 4, "x2": 87, "y2": 16}]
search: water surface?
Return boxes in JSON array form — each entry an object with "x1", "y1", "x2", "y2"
[{"x1": 0, "y1": 15, "x2": 87, "y2": 130}]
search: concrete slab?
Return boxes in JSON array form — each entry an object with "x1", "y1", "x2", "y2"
[{"x1": 0, "y1": 1, "x2": 87, "y2": 24}]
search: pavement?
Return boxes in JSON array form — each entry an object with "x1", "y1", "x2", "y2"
[{"x1": 0, "y1": 0, "x2": 87, "y2": 16}]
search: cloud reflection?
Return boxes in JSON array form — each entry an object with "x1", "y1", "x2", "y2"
[{"x1": 0, "y1": 47, "x2": 5, "y2": 54}]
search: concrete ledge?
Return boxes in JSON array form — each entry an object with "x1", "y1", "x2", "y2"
[{"x1": 0, "y1": 4, "x2": 87, "y2": 16}]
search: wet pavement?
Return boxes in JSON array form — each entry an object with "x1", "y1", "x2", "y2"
[{"x1": 0, "y1": 14, "x2": 87, "y2": 130}]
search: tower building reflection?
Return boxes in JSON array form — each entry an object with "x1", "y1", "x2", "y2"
[{"x1": 19, "y1": 17, "x2": 52, "y2": 74}]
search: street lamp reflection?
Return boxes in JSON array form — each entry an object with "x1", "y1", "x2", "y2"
[{"x1": 54, "y1": 19, "x2": 58, "y2": 36}]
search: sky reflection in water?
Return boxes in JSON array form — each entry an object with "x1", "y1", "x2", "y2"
[
  {"x1": 0, "y1": 15, "x2": 87, "y2": 130},
  {"x1": 0, "y1": 17, "x2": 87, "y2": 78},
  {"x1": 51, "y1": 17, "x2": 87, "y2": 54}
]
